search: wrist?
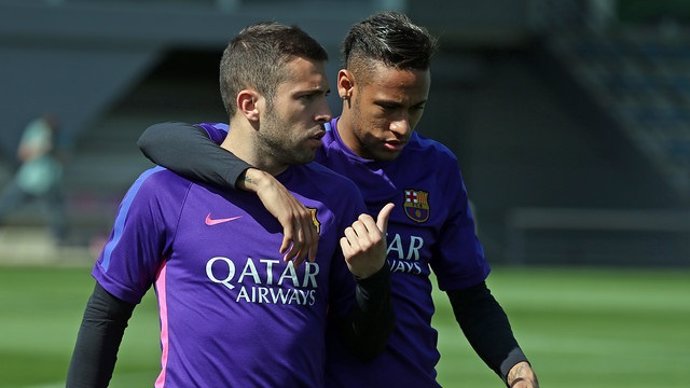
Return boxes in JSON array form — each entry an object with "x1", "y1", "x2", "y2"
[
  {"x1": 355, "y1": 261, "x2": 389, "y2": 282},
  {"x1": 354, "y1": 262, "x2": 390, "y2": 307},
  {"x1": 238, "y1": 168, "x2": 269, "y2": 193},
  {"x1": 507, "y1": 361, "x2": 538, "y2": 388}
]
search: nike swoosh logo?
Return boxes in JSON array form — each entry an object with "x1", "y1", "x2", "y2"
[{"x1": 205, "y1": 213, "x2": 242, "y2": 226}]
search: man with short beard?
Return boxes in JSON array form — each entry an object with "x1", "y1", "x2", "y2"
[{"x1": 67, "y1": 22, "x2": 393, "y2": 388}]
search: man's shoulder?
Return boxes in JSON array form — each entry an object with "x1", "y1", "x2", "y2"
[
  {"x1": 403, "y1": 132, "x2": 459, "y2": 166},
  {"x1": 195, "y1": 122, "x2": 228, "y2": 144},
  {"x1": 129, "y1": 166, "x2": 193, "y2": 200},
  {"x1": 293, "y1": 162, "x2": 365, "y2": 220},
  {"x1": 288, "y1": 163, "x2": 362, "y2": 206},
  {"x1": 299, "y1": 162, "x2": 359, "y2": 190}
]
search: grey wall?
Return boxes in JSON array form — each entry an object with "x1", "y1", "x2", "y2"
[{"x1": 0, "y1": 1, "x2": 376, "y2": 157}]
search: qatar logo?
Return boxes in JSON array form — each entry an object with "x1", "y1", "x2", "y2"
[{"x1": 403, "y1": 189, "x2": 430, "y2": 223}]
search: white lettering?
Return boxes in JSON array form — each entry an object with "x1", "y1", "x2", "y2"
[
  {"x1": 278, "y1": 261, "x2": 299, "y2": 287},
  {"x1": 269, "y1": 287, "x2": 290, "y2": 304},
  {"x1": 206, "y1": 256, "x2": 236, "y2": 289},
  {"x1": 387, "y1": 234, "x2": 404, "y2": 259},
  {"x1": 207, "y1": 257, "x2": 322, "y2": 306},
  {"x1": 257, "y1": 287, "x2": 269, "y2": 304},
  {"x1": 303, "y1": 262, "x2": 319, "y2": 288},
  {"x1": 406, "y1": 236, "x2": 424, "y2": 260},
  {"x1": 260, "y1": 259, "x2": 280, "y2": 285},
  {"x1": 238, "y1": 257, "x2": 261, "y2": 284},
  {"x1": 288, "y1": 289, "x2": 301, "y2": 304},
  {"x1": 387, "y1": 259, "x2": 424, "y2": 275},
  {"x1": 236, "y1": 286, "x2": 250, "y2": 302},
  {"x1": 394, "y1": 261, "x2": 405, "y2": 272}
]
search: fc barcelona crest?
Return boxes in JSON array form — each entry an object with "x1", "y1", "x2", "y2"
[
  {"x1": 307, "y1": 207, "x2": 321, "y2": 234},
  {"x1": 403, "y1": 189, "x2": 430, "y2": 223}
]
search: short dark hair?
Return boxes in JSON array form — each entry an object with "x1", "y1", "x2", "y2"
[
  {"x1": 219, "y1": 22, "x2": 328, "y2": 116},
  {"x1": 342, "y1": 11, "x2": 437, "y2": 82}
]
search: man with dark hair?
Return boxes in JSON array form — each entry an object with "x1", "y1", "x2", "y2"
[
  {"x1": 67, "y1": 22, "x2": 394, "y2": 387},
  {"x1": 138, "y1": 12, "x2": 539, "y2": 388}
]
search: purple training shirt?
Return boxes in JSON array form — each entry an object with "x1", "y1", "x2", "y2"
[
  {"x1": 201, "y1": 119, "x2": 491, "y2": 387},
  {"x1": 93, "y1": 150, "x2": 366, "y2": 387}
]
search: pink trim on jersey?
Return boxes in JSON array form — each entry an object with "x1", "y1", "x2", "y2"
[{"x1": 154, "y1": 262, "x2": 169, "y2": 388}]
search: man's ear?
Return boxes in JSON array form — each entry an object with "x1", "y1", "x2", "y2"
[
  {"x1": 237, "y1": 89, "x2": 261, "y2": 122},
  {"x1": 337, "y1": 69, "x2": 355, "y2": 101}
]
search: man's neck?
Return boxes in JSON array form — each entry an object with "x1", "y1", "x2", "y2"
[
  {"x1": 220, "y1": 121, "x2": 288, "y2": 176},
  {"x1": 334, "y1": 111, "x2": 363, "y2": 157}
]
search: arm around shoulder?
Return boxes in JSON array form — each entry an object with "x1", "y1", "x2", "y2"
[{"x1": 137, "y1": 122, "x2": 250, "y2": 189}]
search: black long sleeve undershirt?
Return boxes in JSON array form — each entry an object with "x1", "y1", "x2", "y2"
[
  {"x1": 138, "y1": 122, "x2": 244, "y2": 189},
  {"x1": 66, "y1": 267, "x2": 392, "y2": 387},
  {"x1": 66, "y1": 283, "x2": 135, "y2": 388},
  {"x1": 447, "y1": 281, "x2": 528, "y2": 384},
  {"x1": 341, "y1": 262, "x2": 394, "y2": 360}
]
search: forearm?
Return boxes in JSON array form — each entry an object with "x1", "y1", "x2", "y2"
[
  {"x1": 66, "y1": 283, "x2": 135, "y2": 388},
  {"x1": 341, "y1": 263, "x2": 394, "y2": 360},
  {"x1": 447, "y1": 282, "x2": 531, "y2": 385},
  {"x1": 137, "y1": 122, "x2": 250, "y2": 189}
]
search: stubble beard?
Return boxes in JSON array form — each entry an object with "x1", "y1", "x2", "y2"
[{"x1": 258, "y1": 115, "x2": 315, "y2": 167}]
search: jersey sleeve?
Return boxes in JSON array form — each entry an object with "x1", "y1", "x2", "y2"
[
  {"x1": 92, "y1": 167, "x2": 190, "y2": 304},
  {"x1": 137, "y1": 122, "x2": 250, "y2": 190},
  {"x1": 430, "y1": 162, "x2": 491, "y2": 292}
]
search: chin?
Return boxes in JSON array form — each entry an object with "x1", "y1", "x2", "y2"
[
  {"x1": 293, "y1": 153, "x2": 316, "y2": 165},
  {"x1": 373, "y1": 149, "x2": 402, "y2": 162}
]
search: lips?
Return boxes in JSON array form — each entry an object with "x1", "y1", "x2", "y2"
[
  {"x1": 311, "y1": 131, "x2": 326, "y2": 140},
  {"x1": 383, "y1": 140, "x2": 406, "y2": 152},
  {"x1": 305, "y1": 130, "x2": 325, "y2": 148}
]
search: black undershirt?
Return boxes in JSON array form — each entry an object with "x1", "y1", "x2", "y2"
[{"x1": 448, "y1": 282, "x2": 528, "y2": 382}]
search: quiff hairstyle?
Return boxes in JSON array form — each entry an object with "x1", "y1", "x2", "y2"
[
  {"x1": 342, "y1": 11, "x2": 437, "y2": 83},
  {"x1": 219, "y1": 22, "x2": 328, "y2": 116}
]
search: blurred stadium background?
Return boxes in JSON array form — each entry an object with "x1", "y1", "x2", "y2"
[{"x1": 0, "y1": 0, "x2": 688, "y2": 387}]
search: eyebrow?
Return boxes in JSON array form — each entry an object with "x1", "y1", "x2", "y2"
[{"x1": 374, "y1": 98, "x2": 427, "y2": 108}]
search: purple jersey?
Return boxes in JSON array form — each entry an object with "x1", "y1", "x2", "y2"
[
  {"x1": 93, "y1": 155, "x2": 366, "y2": 386},
  {"x1": 201, "y1": 120, "x2": 491, "y2": 387}
]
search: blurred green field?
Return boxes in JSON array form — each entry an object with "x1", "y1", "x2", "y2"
[{"x1": 0, "y1": 265, "x2": 688, "y2": 387}]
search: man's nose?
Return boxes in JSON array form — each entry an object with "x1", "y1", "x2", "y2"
[
  {"x1": 390, "y1": 118, "x2": 411, "y2": 137},
  {"x1": 315, "y1": 100, "x2": 332, "y2": 123}
]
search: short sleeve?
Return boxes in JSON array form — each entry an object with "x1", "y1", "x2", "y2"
[
  {"x1": 92, "y1": 167, "x2": 190, "y2": 304},
  {"x1": 430, "y1": 165, "x2": 490, "y2": 291}
]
